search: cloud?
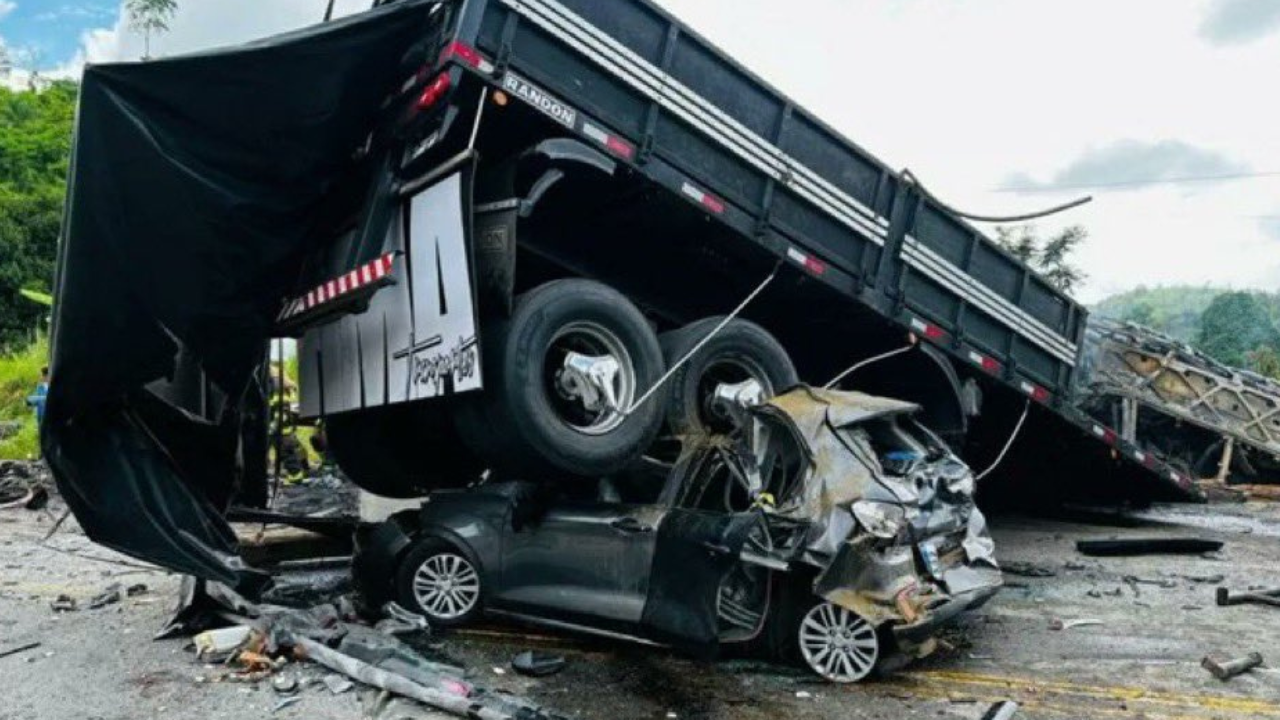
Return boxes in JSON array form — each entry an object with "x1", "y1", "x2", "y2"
[
  {"x1": 1001, "y1": 140, "x2": 1249, "y2": 192},
  {"x1": 35, "y1": 5, "x2": 116, "y2": 22},
  {"x1": 1199, "y1": 0, "x2": 1280, "y2": 45},
  {"x1": 0, "y1": 2, "x2": 15, "y2": 20}
]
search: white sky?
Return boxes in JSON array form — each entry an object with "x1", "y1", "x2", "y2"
[{"x1": 24, "y1": 0, "x2": 1280, "y2": 302}]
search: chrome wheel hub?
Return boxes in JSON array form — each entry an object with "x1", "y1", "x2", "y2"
[
  {"x1": 548, "y1": 322, "x2": 637, "y2": 436},
  {"x1": 412, "y1": 552, "x2": 480, "y2": 621},
  {"x1": 798, "y1": 602, "x2": 879, "y2": 683}
]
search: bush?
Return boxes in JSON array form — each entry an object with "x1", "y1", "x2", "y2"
[{"x1": 0, "y1": 335, "x2": 48, "y2": 459}]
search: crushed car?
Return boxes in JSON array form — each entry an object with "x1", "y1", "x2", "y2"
[{"x1": 354, "y1": 386, "x2": 1001, "y2": 683}]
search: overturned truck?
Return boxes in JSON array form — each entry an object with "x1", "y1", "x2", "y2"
[{"x1": 47, "y1": 0, "x2": 1197, "y2": 670}]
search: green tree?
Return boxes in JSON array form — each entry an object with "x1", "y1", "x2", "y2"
[
  {"x1": 1196, "y1": 292, "x2": 1279, "y2": 368},
  {"x1": 127, "y1": 0, "x2": 179, "y2": 60},
  {"x1": 995, "y1": 224, "x2": 1089, "y2": 295},
  {"x1": 0, "y1": 81, "x2": 77, "y2": 350},
  {"x1": 1122, "y1": 301, "x2": 1156, "y2": 327}
]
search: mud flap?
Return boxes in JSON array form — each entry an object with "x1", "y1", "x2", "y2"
[{"x1": 638, "y1": 510, "x2": 765, "y2": 655}]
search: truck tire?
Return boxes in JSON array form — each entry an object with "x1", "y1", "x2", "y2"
[
  {"x1": 455, "y1": 279, "x2": 666, "y2": 478},
  {"x1": 659, "y1": 317, "x2": 798, "y2": 437},
  {"x1": 327, "y1": 402, "x2": 485, "y2": 498}
]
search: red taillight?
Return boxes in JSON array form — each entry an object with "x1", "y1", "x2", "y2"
[
  {"x1": 440, "y1": 40, "x2": 482, "y2": 68},
  {"x1": 415, "y1": 72, "x2": 452, "y2": 112}
]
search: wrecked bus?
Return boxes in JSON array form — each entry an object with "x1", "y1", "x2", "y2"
[{"x1": 45, "y1": 0, "x2": 1196, "y2": 673}]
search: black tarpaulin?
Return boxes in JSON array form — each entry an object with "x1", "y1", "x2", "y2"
[{"x1": 45, "y1": 0, "x2": 438, "y2": 592}]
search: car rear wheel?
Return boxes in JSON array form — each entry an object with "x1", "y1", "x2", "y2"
[
  {"x1": 659, "y1": 317, "x2": 798, "y2": 437},
  {"x1": 455, "y1": 279, "x2": 666, "y2": 478},
  {"x1": 796, "y1": 601, "x2": 880, "y2": 683},
  {"x1": 395, "y1": 539, "x2": 483, "y2": 627}
]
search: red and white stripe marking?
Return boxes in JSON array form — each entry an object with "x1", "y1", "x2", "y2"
[
  {"x1": 440, "y1": 41, "x2": 495, "y2": 74},
  {"x1": 1018, "y1": 380, "x2": 1050, "y2": 403},
  {"x1": 909, "y1": 317, "x2": 947, "y2": 341},
  {"x1": 1091, "y1": 424, "x2": 1117, "y2": 445},
  {"x1": 279, "y1": 253, "x2": 395, "y2": 322},
  {"x1": 681, "y1": 182, "x2": 726, "y2": 215},
  {"x1": 968, "y1": 350, "x2": 1001, "y2": 374},
  {"x1": 786, "y1": 247, "x2": 828, "y2": 276},
  {"x1": 583, "y1": 122, "x2": 635, "y2": 160}
]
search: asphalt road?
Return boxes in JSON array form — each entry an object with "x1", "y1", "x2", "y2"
[{"x1": 2, "y1": 496, "x2": 1278, "y2": 720}]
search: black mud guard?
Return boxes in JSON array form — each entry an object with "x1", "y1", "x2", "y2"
[{"x1": 473, "y1": 138, "x2": 618, "y2": 316}]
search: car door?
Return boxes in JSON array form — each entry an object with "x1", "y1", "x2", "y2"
[
  {"x1": 495, "y1": 486, "x2": 666, "y2": 630},
  {"x1": 638, "y1": 446, "x2": 773, "y2": 652}
]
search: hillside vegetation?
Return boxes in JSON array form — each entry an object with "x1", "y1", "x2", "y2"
[
  {"x1": 1092, "y1": 285, "x2": 1280, "y2": 376},
  {"x1": 0, "y1": 81, "x2": 76, "y2": 458}
]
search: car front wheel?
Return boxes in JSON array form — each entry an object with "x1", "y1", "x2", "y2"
[
  {"x1": 395, "y1": 539, "x2": 483, "y2": 627},
  {"x1": 795, "y1": 601, "x2": 880, "y2": 683}
]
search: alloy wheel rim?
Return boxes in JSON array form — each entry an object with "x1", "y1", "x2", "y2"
[
  {"x1": 412, "y1": 552, "x2": 480, "y2": 620},
  {"x1": 798, "y1": 602, "x2": 879, "y2": 683}
]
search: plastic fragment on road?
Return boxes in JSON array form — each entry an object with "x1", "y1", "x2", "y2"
[
  {"x1": 511, "y1": 651, "x2": 566, "y2": 678},
  {"x1": 981, "y1": 700, "x2": 1019, "y2": 720},
  {"x1": 194, "y1": 626, "x2": 253, "y2": 659},
  {"x1": 1049, "y1": 618, "x2": 1104, "y2": 631}
]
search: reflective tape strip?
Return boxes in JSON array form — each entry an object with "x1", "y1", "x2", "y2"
[
  {"x1": 786, "y1": 247, "x2": 827, "y2": 276},
  {"x1": 902, "y1": 237, "x2": 1078, "y2": 365},
  {"x1": 281, "y1": 253, "x2": 397, "y2": 321}
]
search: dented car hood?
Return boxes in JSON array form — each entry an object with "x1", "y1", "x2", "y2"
[{"x1": 745, "y1": 387, "x2": 1001, "y2": 642}]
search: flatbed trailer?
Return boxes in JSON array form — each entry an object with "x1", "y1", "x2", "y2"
[{"x1": 292, "y1": 0, "x2": 1199, "y2": 500}]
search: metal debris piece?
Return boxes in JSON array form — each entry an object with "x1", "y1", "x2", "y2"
[
  {"x1": 1049, "y1": 618, "x2": 1104, "y2": 631},
  {"x1": 1076, "y1": 538, "x2": 1223, "y2": 557},
  {"x1": 50, "y1": 595, "x2": 77, "y2": 613},
  {"x1": 86, "y1": 583, "x2": 123, "y2": 610},
  {"x1": 0, "y1": 642, "x2": 41, "y2": 660},
  {"x1": 272, "y1": 696, "x2": 302, "y2": 713},
  {"x1": 981, "y1": 700, "x2": 1019, "y2": 720},
  {"x1": 511, "y1": 651, "x2": 566, "y2": 678},
  {"x1": 1216, "y1": 586, "x2": 1280, "y2": 608},
  {"x1": 1201, "y1": 653, "x2": 1264, "y2": 681},
  {"x1": 126, "y1": 583, "x2": 149, "y2": 597}
]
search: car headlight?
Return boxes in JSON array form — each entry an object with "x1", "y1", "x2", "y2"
[{"x1": 851, "y1": 501, "x2": 908, "y2": 539}]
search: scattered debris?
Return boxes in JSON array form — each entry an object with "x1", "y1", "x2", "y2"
[
  {"x1": 322, "y1": 673, "x2": 354, "y2": 695},
  {"x1": 272, "y1": 673, "x2": 300, "y2": 694},
  {"x1": 1076, "y1": 538, "x2": 1224, "y2": 557},
  {"x1": 981, "y1": 700, "x2": 1019, "y2": 720},
  {"x1": 0, "y1": 486, "x2": 49, "y2": 511},
  {"x1": 126, "y1": 583, "x2": 149, "y2": 597},
  {"x1": 375, "y1": 603, "x2": 430, "y2": 636},
  {"x1": 86, "y1": 583, "x2": 123, "y2": 610},
  {"x1": 1201, "y1": 652, "x2": 1264, "y2": 681},
  {"x1": 511, "y1": 651, "x2": 567, "y2": 678},
  {"x1": 0, "y1": 641, "x2": 41, "y2": 660},
  {"x1": 1123, "y1": 575, "x2": 1178, "y2": 589},
  {"x1": 272, "y1": 696, "x2": 302, "y2": 713},
  {"x1": 795, "y1": 690, "x2": 813, "y2": 699},
  {"x1": 1002, "y1": 562, "x2": 1057, "y2": 578},
  {"x1": 194, "y1": 626, "x2": 253, "y2": 659},
  {"x1": 1216, "y1": 586, "x2": 1280, "y2": 608},
  {"x1": 1181, "y1": 574, "x2": 1225, "y2": 585},
  {"x1": 50, "y1": 594, "x2": 77, "y2": 613},
  {"x1": 1049, "y1": 618, "x2": 1104, "y2": 631}
]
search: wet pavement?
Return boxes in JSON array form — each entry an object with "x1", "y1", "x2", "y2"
[{"x1": 2, "y1": 493, "x2": 1278, "y2": 720}]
